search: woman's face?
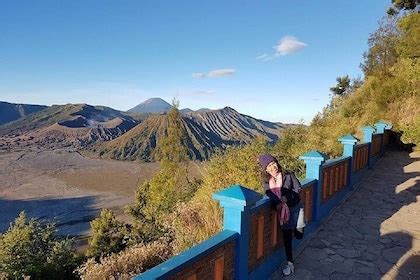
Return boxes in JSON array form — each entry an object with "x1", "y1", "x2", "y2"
[{"x1": 266, "y1": 161, "x2": 279, "y2": 177}]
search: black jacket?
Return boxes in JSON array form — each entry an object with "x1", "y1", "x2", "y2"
[{"x1": 265, "y1": 171, "x2": 301, "y2": 208}]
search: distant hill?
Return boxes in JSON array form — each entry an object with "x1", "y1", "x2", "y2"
[
  {"x1": 95, "y1": 107, "x2": 287, "y2": 161},
  {"x1": 0, "y1": 104, "x2": 138, "y2": 149},
  {"x1": 127, "y1": 98, "x2": 172, "y2": 113},
  {"x1": 0, "y1": 101, "x2": 48, "y2": 125},
  {"x1": 180, "y1": 108, "x2": 194, "y2": 114}
]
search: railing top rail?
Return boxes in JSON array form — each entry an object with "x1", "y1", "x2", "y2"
[
  {"x1": 133, "y1": 230, "x2": 238, "y2": 280},
  {"x1": 250, "y1": 196, "x2": 271, "y2": 213},
  {"x1": 300, "y1": 178, "x2": 317, "y2": 186},
  {"x1": 250, "y1": 178, "x2": 317, "y2": 213},
  {"x1": 322, "y1": 156, "x2": 350, "y2": 168},
  {"x1": 355, "y1": 142, "x2": 370, "y2": 148}
]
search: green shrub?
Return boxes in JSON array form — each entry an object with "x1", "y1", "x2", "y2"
[
  {"x1": 86, "y1": 209, "x2": 129, "y2": 259},
  {"x1": 0, "y1": 211, "x2": 79, "y2": 279}
]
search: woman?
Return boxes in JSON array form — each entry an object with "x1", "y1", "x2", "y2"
[{"x1": 259, "y1": 154, "x2": 305, "y2": 276}]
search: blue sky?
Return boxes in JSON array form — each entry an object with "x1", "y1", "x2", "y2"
[{"x1": 0, "y1": 0, "x2": 391, "y2": 123}]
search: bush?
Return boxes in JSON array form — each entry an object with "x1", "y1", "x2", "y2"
[
  {"x1": 86, "y1": 209, "x2": 129, "y2": 259},
  {"x1": 0, "y1": 211, "x2": 79, "y2": 279},
  {"x1": 76, "y1": 239, "x2": 172, "y2": 280}
]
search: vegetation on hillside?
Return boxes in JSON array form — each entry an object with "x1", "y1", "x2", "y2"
[{"x1": 0, "y1": 212, "x2": 80, "y2": 279}]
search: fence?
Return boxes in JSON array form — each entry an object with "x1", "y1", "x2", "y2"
[{"x1": 134, "y1": 121, "x2": 392, "y2": 280}]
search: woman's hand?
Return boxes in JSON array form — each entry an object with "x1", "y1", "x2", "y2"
[{"x1": 280, "y1": 196, "x2": 288, "y2": 203}]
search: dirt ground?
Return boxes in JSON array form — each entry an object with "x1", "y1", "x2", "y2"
[{"x1": 0, "y1": 148, "x2": 204, "y2": 249}]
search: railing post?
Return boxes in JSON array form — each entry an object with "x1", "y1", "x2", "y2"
[
  {"x1": 362, "y1": 125, "x2": 375, "y2": 143},
  {"x1": 375, "y1": 121, "x2": 388, "y2": 155},
  {"x1": 338, "y1": 134, "x2": 357, "y2": 189},
  {"x1": 338, "y1": 134, "x2": 358, "y2": 157},
  {"x1": 213, "y1": 185, "x2": 262, "y2": 280},
  {"x1": 362, "y1": 125, "x2": 375, "y2": 168},
  {"x1": 375, "y1": 121, "x2": 387, "y2": 134},
  {"x1": 299, "y1": 151, "x2": 326, "y2": 222}
]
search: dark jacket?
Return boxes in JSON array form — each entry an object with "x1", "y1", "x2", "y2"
[{"x1": 265, "y1": 171, "x2": 301, "y2": 208}]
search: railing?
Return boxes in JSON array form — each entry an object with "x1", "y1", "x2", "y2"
[
  {"x1": 133, "y1": 230, "x2": 237, "y2": 280},
  {"x1": 353, "y1": 143, "x2": 369, "y2": 172},
  {"x1": 321, "y1": 157, "x2": 349, "y2": 203},
  {"x1": 372, "y1": 134, "x2": 382, "y2": 156},
  {"x1": 134, "y1": 121, "x2": 392, "y2": 280}
]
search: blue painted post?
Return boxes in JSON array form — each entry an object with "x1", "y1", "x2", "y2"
[
  {"x1": 213, "y1": 185, "x2": 262, "y2": 280},
  {"x1": 338, "y1": 134, "x2": 357, "y2": 189},
  {"x1": 299, "y1": 151, "x2": 326, "y2": 222},
  {"x1": 362, "y1": 125, "x2": 375, "y2": 168},
  {"x1": 375, "y1": 121, "x2": 388, "y2": 134},
  {"x1": 338, "y1": 134, "x2": 358, "y2": 157},
  {"x1": 362, "y1": 125, "x2": 375, "y2": 143}
]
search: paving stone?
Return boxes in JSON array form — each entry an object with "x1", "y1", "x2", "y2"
[
  {"x1": 320, "y1": 258, "x2": 335, "y2": 265},
  {"x1": 309, "y1": 238, "x2": 328, "y2": 249},
  {"x1": 353, "y1": 243, "x2": 368, "y2": 252},
  {"x1": 382, "y1": 246, "x2": 406, "y2": 263},
  {"x1": 336, "y1": 249, "x2": 361, "y2": 258},
  {"x1": 379, "y1": 237, "x2": 393, "y2": 244},
  {"x1": 360, "y1": 251, "x2": 377, "y2": 262},
  {"x1": 300, "y1": 248, "x2": 328, "y2": 260},
  {"x1": 344, "y1": 227, "x2": 364, "y2": 240},
  {"x1": 373, "y1": 258, "x2": 394, "y2": 274},
  {"x1": 324, "y1": 248, "x2": 336, "y2": 255},
  {"x1": 345, "y1": 274, "x2": 372, "y2": 280},
  {"x1": 353, "y1": 260, "x2": 380, "y2": 275},
  {"x1": 329, "y1": 254, "x2": 345, "y2": 261},
  {"x1": 330, "y1": 272, "x2": 347, "y2": 280}
]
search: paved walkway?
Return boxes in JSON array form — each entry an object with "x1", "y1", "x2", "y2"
[{"x1": 270, "y1": 151, "x2": 420, "y2": 280}]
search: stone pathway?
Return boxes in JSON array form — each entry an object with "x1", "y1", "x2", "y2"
[{"x1": 270, "y1": 151, "x2": 420, "y2": 280}]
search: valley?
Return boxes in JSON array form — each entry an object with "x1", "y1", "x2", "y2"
[{"x1": 0, "y1": 147, "x2": 202, "y2": 248}]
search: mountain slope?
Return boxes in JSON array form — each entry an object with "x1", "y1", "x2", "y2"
[
  {"x1": 96, "y1": 107, "x2": 287, "y2": 161},
  {"x1": 0, "y1": 104, "x2": 138, "y2": 149},
  {"x1": 0, "y1": 101, "x2": 48, "y2": 125}
]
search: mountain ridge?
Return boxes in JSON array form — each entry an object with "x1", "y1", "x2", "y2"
[{"x1": 0, "y1": 101, "x2": 48, "y2": 126}]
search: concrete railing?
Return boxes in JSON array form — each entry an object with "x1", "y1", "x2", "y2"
[{"x1": 134, "y1": 121, "x2": 392, "y2": 280}]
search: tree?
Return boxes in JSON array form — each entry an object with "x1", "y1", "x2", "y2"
[
  {"x1": 86, "y1": 209, "x2": 128, "y2": 259},
  {"x1": 330, "y1": 75, "x2": 351, "y2": 96},
  {"x1": 154, "y1": 99, "x2": 189, "y2": 163},
  {"x1": 0, "y1": 211, "x2": 79, "y2": 279},
  {"x1": 396, "y1": 12, "x2": 420, "y2": 59},
  {"x1": 361, "y1": 15, "x2": 400, "y2": 76},
  {"x1": 126, "y1": 99, "x2": 197, "y2": 244},
  {"x1": 392, "y1": 0, "x2": 419, "y2": 10},
  {"x1": 387, "y1": 0, "x2": 419, "y2": 16}
]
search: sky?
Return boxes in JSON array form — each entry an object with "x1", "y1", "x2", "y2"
[{"x1": 0, "y1": 0, "x2": 391, "y2": 124}]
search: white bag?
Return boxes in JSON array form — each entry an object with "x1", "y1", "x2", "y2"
[{"x1": 296, "y1": 207, "x2": 306, "y2": 229}]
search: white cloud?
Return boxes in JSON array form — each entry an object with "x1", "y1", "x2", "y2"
[
  {"x1": 192, "y1": 68, "x2": 235, "y2": 78},
  {"x1": 256, "y1": 53, "x2": 275, "y2": 62},
  {"x1": 256, "y1": 36, "x2": 308, "y2": 61},
  {"x1": 192, "y1": 73, "x2": 206, "y2": 78},
  {"x1": 274, "y1": 36, "x2": 308, "y2": 56},
  {"x1": 207, "y1": 68, "x2": 235, "y2": 77}
]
